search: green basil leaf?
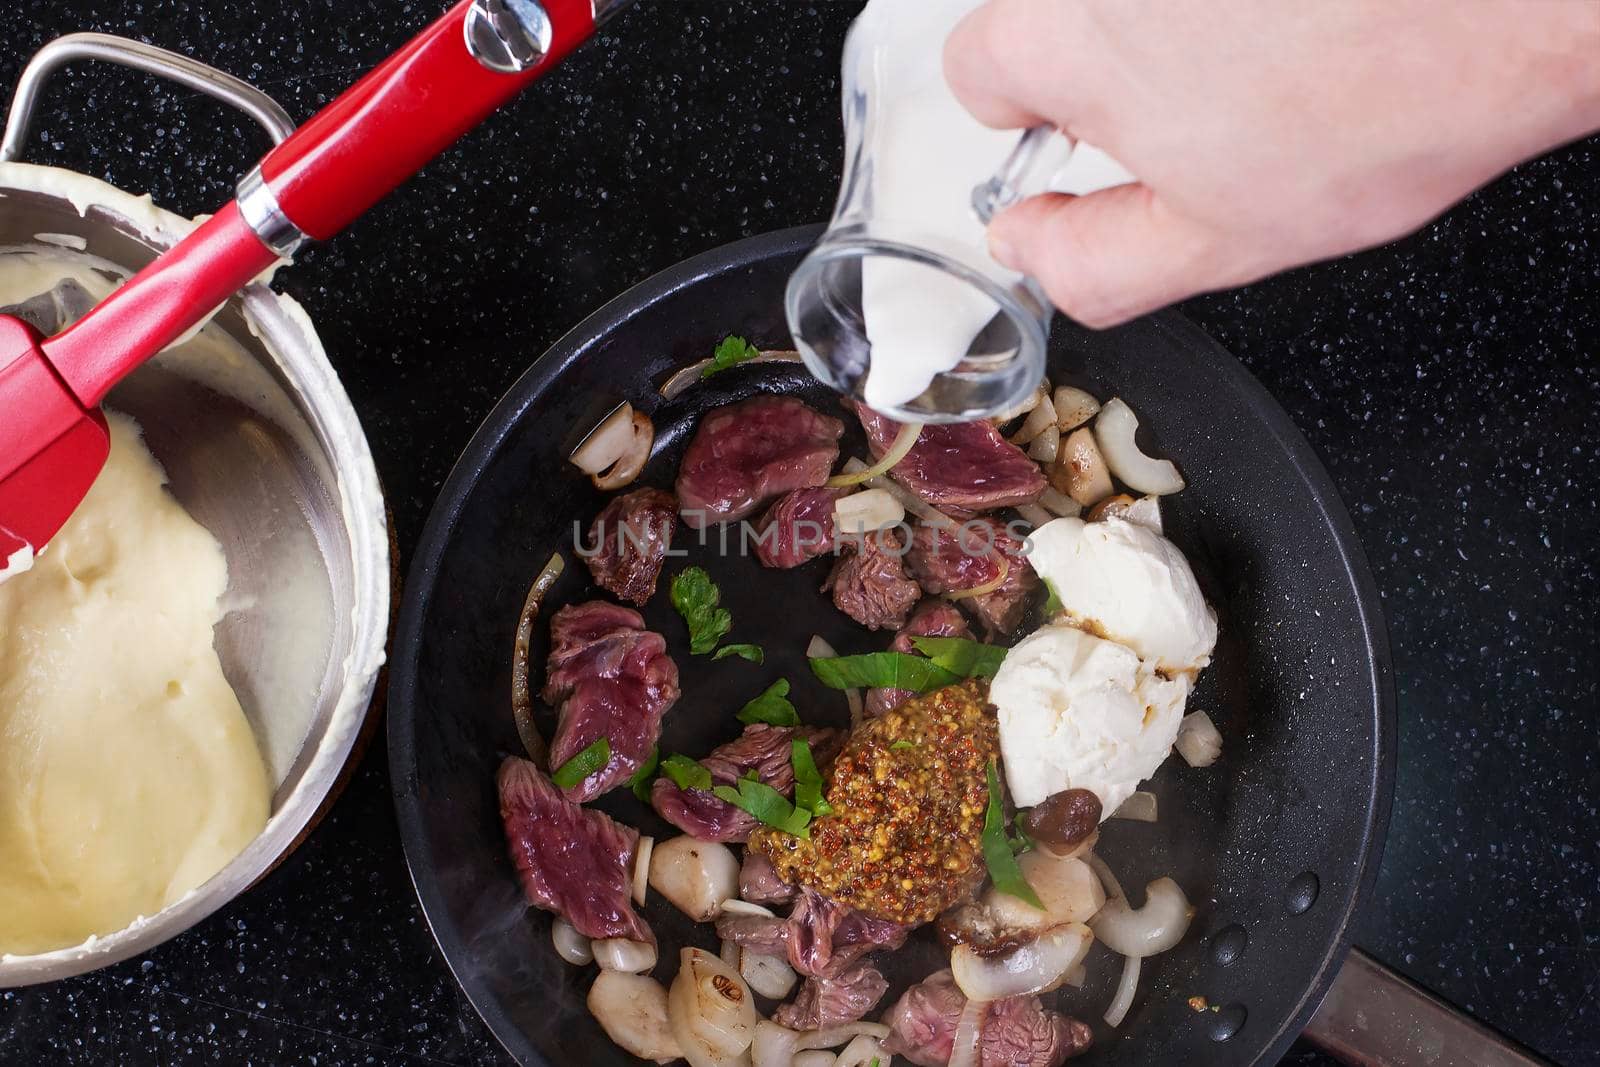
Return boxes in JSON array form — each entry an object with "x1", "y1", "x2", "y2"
[
  {"x1": 1043, "y1": 577, "x2": 1063, "y2": 617},
  {"x1": 738, "y1": 679, "x2": 800, "y2": 727},
  {"x1": 714, "y1": 777, "x2": 812, "y2": 837},
  {"x1": 660, "y1": 753, "x2": 712, "y2": 792},
  {"x1": 714, "y1": 643, "x2": 764, "y2": 664},
  {"x1": 908, "y1": 636, "x2": 1008, "y2": 679},
  {"x1": 551, "y1": 737, "x2": 611, "y2": 790},
  {"x1": 702, "y1": 335, "x2": 763, "y2": 379},
  {"x1": 671, "y1": 566, "x2": 733, "y2": 655},
  {"x1": 807, "y1": 651, "x2": 962, "y2": 692},
  {"x1": 627, "y1": 745, "x2": 660, "y2": 802},
  {"x1": 982, "y1": 760, "x2": 1043, "y2": 908}
]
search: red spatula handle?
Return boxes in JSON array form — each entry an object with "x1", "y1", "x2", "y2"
[
  {"x1": 41, "y1": 0, "x2": 599, "y2": 409},
  {"x1": 261, "y1": 0, "x2": 598, "y2": 241}
]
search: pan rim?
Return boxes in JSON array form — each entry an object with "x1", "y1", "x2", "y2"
[{"x1": 387, "y1": 223, "x2": 1396, "y2": 1066}]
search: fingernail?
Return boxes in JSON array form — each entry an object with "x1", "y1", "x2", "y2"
[{"x1": 988, "y1": 234, "x2": 1022, "y2": 271}]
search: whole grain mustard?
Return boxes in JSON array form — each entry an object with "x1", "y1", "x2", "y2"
[{"x1": 751, "y1": 679, "x2": 998, "y2": 924}]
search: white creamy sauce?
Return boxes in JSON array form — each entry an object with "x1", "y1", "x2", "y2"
[{"x1": 845, "y1": 0, "x2": 1133, "y2": 410}]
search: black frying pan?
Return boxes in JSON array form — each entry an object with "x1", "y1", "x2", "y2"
[{"x1": 387, "y1": 225, "x2": 1396, "y2": 1066}]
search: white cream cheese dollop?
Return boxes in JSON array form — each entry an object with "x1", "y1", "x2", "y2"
[
  {"x1": 1027, "y1": 516, "x2": 1218, "y2": 676},
  {"x1": 0, "y1": 414, "x2": 270, "y2": 956},
  {"x1": 991, "y1": 515, "x2": 1217, "y2": 814},
  {"x1": 992, "y1": 624, "x2": 1190, "y2": 811}
]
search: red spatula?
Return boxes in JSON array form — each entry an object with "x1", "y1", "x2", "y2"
[{"x1": 0, "y1": 0, "x2": 612, "y2": 556}]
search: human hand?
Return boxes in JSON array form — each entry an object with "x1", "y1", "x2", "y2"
[{"x1": 944, "y1": 0, "x2": 1600, "y2": 327}]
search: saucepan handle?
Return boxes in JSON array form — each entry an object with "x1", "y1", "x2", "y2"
[
  {"x1": 0, "y1": 32, "x2": 295, "y2": 163},
  {"x1": 1305, "y1": 948, "x2": 1550, "y2": 1066}
]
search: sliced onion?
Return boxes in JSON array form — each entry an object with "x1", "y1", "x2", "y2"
[
  {"x1": 1009, "y1": 398, "x2": 1057, "y2": 446},
  {"x1": 1175, "y1": 711, "x2": 1222, "y2": 768},
  {"x1": 794, "y1": 1052, "x2": 838, "y2": 1067},
  {"x1": 660, "y1": 350, "x2": 805, "y2": 400},
  {"x1": 950, "y1": 923, "x2": 1093, "y2": 1001},
  {"x1": 835, "y1": 1034, "x2": 885, "y2": 1067},
  {"x1": 1086, "y1": 852, "x2": 1126, "y2": 902},
  {"x1": 1038, "y1": 487, "x2": 1083, "y2": 518},
  {"x1": 552, "y1": 918, "x2": 594, "y2": 965},
  {"x1": 1111, "y1": 791, "x2": 1159, "y2": 822},
  {"x1": 837, "y1": 457, "x2": 958, "y2": 528},
  {"x1": 720, "y1": 900, "x2": 777, "y2": 918},
  {"x1": 752, "y1": 1020, "x2": 884, "y2": 1066},
  {"x1": 984, "y1": 854, "x2": 1104, "y2": 931},
  {"x1": 1093, "y1": 398, "x2": 1185, "y2": 495},
  {"x1": 949, "y1": 996, "x2": 985, "y2": 1067},
  {"x1": 593, "y1": 410, "x2": 655, "y2": 491},
  {"x1": 511, "y1": 552, "x2": 565, "y2": 766},
  {"x1": 751, "y1": 1020, "x2": 802, "y2": 1067},
  {"x1": 1103, "y1": 953, "x2": 1141, "y2": 1028},
  {"x1": 740, "y1": 950, "x2": 798, "y2": 1000},
  {"x1": 1125, "y1": 495, "x2": 1163, "y2": 534},
  {"x1": 808, "y1": 634, "x2": 863, "y2": 727},
  {"x1": 589, "y1": 970, "x2": 683, "y2": 1063},
  {"x1": 1063, "y1": 964, "x2": 1087, "y2": 989},
  {"x1": 801, "y1": 1023, "x2": 890, "y2": 1048},
  {"x1": 1027, "y1": 423, "x2": 1061, "y2": 463},
  {"x1": 945, "y1": 555, "x2": 1009, "y2": 601},
  {"x1": 1015, "y1": 502, "x2": 1052, "y2": 528},
  {"x1": 594, "y1": 938, "x2": 658, "y2": 974},
  {"x1": 632, "y1": 835, "x2": 654, "y2": 907},
  {"x1": 669, "y1": 947, "x2": 759, "y2": 1067},
  {"x1": 1089, "y1": 878, "x2": 1195, "y2": 958},
  {"x1": 1053, "y1": 386, "x2": 1101, "y2": 432},
  {"x1": 833, "y1": 488, "x2": 905, "y2": 534},
  {"x1": 650, "y1": 837, "x2": 740, "y2": 921},
  {"x1": 572, "y1": 402, "x2": 636, "y2": 474},
  {"x1": 721, "y1": 939, "x2": 743, "y2": 969},
  {"x1": 992, "y1": 381, "x2": 1048, "y2": 427},
  {"x1": 828, "y1": 421, "x2": 923, "y2": 488},
  {"x1": 1054, "y1": 427, "x2": 1114, "y2": 507}
]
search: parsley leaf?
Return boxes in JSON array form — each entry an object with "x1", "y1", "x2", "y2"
[
  {"x1": 738, "y1": 679, "x2": 801, "y2": 727},
  {"x1": 982, "y1": 760, "x2": 1043, "y2": 908},
  {"x1": 714, "y1": 643, "x2": 764, "y2": 664},
  {"x1": 890, "y1": 739, "x2": 918, "y2": 752},
  {"x1": 1043, "y1": 577, "x2": 1063, "y2": 617},
  {"x1": 808, "y1": 651, "x2": 962, "y2": 692},
  {"x1": 660, "y1": 753, "x2": 712, "y2": 792},
  {"x1": 790, "y1": 738, "x2": 832, "y2": 817},
  {"x1": 702, "y1": 335, "x2": 762, "y2": 378},
  {"x1": 671, "y1": 566, "x2": 732, "y2": 655},
  {"x1": 908, "y1": 636, "x2": 1008, "y2": 679},
  {"x1": 714, "y1": 777, "x2": 812, "y2": 837},
  {"x1": 626, "y1": 746, "x2": 660, "y2": 802},
  {"x1": 551, "y1": 737, "x2": 610, "y2": 790}
]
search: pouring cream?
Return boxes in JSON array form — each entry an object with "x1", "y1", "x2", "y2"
[{"x1": 845, "y1": 0, "x2": 1132, "y2": 411}]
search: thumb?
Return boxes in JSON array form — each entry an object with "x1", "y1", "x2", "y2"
[{"x1": 988, "y1": 185, "x2": 1220, "y2": 328}]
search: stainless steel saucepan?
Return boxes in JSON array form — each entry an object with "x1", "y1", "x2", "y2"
[{"x1": 0, "y1": 34, "x2": 389, "y2": 985}]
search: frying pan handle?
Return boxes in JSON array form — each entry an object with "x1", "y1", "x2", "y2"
[
  {"x1": 1304, "y1": 948, "x2": 1551, "y2": 1066},
  {"x1": 250, "y1": 0, "x2": 599, "y2": 244}
]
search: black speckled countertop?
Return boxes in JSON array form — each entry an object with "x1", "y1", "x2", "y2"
[{"x1": 1, "y1": 2, "x2": 1596, "y2": 1064}]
